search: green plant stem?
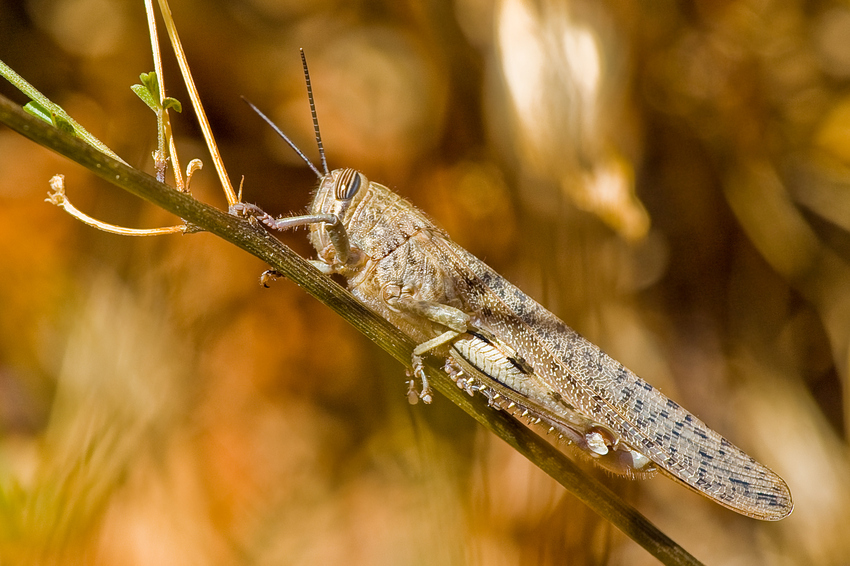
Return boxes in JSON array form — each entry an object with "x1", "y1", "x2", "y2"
[
  {"x1": 0, "y1": 93, "x2": 704, "y2": 566},
  {"x1": 0, "y1": 59, "x2": 124, "y2": 162}
]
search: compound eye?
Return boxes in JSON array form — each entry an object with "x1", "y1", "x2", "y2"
[{"x1": 336, "y1": 169, "x2": 362, "y2": 200}]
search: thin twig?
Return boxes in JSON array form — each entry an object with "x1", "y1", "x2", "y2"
[
  {"x1": 144, "y1": 0, "x2": 185, "y2": 191},
  {"x1": 45, "y1": 174, "x2": 185, "y2": 236},
  {"x1": 154, "y1": 0, "x2": 236, "y2": 205},
  {"x1": 0, "y1": 94, "x2": 705, "y2": 566}
]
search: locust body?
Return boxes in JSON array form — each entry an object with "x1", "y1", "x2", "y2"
[
  {"x1": 235, "y1": 53, "x2": 793, "y2": 521},
  {"x1": 298, "y1": 168, "x2": 793, "y2": 520}
]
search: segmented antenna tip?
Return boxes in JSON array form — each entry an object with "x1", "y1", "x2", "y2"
[{"x1": 300, "y1": 49, "x2": 329, "y2": 176}]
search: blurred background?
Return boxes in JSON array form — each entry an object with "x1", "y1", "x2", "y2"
[{"x1": 2, "y1": 0, "x2": 850, "y2": 564}]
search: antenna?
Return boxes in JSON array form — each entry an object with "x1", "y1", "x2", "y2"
[
  {"x1": 241, "y1": 96, "x2": 323, "y2": 179},
  {"x1": 300, "y1": 48, "x2": 329, "y2": 176}
]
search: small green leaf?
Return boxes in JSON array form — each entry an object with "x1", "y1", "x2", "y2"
[
  {"x1": 23, "y1": 100, "x2": 53, "y2": 124},
  {"x1": 139, "y1": 71, "x2": 159, "y2": 99},
  {"x1": 131, "y1": 83, "x2": 159, "y2": 111},
  {"x1": 132, "y1": 71, "x2": 164, "y2": 112},
  {"x1": 23, "y1": 101, "x2": 76, "y2": 136},
  {"x1": 52, "y1": 114, "x2": 76, "y2": 136},
  {"x1": 161, "y1": 97, "x2": 182, "y2": 113}
]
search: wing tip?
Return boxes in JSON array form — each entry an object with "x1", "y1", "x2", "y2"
[{"x1": 738, "y1": 475, "x2": 794, "y2": 521}]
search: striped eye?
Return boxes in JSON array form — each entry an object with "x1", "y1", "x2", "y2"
[{"x1": 335, "y1": 169, "x2": 362, "y2": 200}]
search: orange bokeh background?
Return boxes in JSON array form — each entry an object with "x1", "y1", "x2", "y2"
[{"x1": 2, "y1": 1, "x2": 850, "y2": 564}]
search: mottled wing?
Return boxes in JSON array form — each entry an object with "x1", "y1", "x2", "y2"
[{"x1": 423, "y1": 233, "x2": 792, "y2": 520}]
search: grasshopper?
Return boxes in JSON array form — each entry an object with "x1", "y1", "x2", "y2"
[{"x1": 233, "y1": 51, "x2": 793, "y2": 521}]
